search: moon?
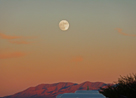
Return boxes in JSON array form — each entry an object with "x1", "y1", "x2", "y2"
[{"x1": 59, "y1": 20, "x2": 69, "y2": 31}]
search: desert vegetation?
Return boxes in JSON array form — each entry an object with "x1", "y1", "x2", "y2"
[{"x1": 100, "y1": 74, "x2": 136, "y2": 98}]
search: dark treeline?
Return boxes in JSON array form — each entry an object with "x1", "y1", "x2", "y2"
[{"x1": 100, "y1": 74, "x2": 136, "y2": 98}]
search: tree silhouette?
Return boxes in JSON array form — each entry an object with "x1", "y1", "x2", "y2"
[{"x1": 100, "y1": 74, "x2": 136, "y2": 98}]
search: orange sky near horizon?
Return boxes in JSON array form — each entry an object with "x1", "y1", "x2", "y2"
[{"x1": 0, "y1": 0, "x2": 136, "y2": 97}]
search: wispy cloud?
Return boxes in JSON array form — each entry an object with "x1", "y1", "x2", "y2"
[
  {"x1": 0, "y1": 52, "x2": 27, "y2": 59},
  {"x1": 71, "y1": 56, "x2": 83, "y2": 63},
  {"x1": 0, "y1": 33, "x2": 36, "y2": 44},
  {"x1": 0, "y1": 33, "x2": 23, "y2": 39},
  {"x1": 9, "y1": 40, "x2": 33, "y2": 44},
  {"x1": 116, "y1": 28, "x2": 136, "y2": 37},
  {"x1": 0, "y1": 33, "x2": 34, "y2": 59}
]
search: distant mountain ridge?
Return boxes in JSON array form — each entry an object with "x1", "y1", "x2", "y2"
[{"x1": 2, "y1": 81, "x2": 109, "y2": 98}]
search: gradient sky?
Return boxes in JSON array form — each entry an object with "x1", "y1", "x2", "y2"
[{"x1": 0, "y1": 0, "x2": 136, "y2": 97}]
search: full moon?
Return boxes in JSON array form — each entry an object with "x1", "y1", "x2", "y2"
[{"x1": 59, "y1": 20, "x2": 69, "y2": 31}]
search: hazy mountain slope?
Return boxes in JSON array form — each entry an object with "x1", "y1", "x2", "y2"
[{"x1": 2, "y1": 81, "x2": 108, "y2": 98}]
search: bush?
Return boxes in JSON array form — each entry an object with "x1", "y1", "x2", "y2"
[{"x1": 100, "y1": 74, "x2": 136, "y2": 98}]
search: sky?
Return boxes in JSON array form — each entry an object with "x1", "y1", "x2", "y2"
[{"x1": 0, "y1": 0, "x2": 136, "y2": 97}]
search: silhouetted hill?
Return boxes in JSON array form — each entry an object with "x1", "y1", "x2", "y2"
[{"x1": 2, "y1": 81, "x2": 109, "y2": 98}]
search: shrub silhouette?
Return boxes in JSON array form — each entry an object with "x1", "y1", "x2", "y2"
[{"x1": 100, "y1": 74, "x2": 136, "y2": 98}]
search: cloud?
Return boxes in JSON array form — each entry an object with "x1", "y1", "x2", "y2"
[
  {"x1": 0, "y1": 33, "x2": 23, "y2": 39},
  {"x1": 71, "y1": 56, "x2": 83, "y2": 63},
  {"x1": 9, "y1": 40, "x2": 33, "y2": 44},
  {"x1": 0, "y1": 33, "x2": 36, "y2": 44},
  {"x1": 0, "y1": 52, "x2": 27, "y2": 59},
  {"x1": 116, "y1": 28, "x2": 136, "y2": 37}
]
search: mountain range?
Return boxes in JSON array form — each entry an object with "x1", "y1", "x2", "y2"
[{"x1": 1, "y1": 81, "x2": 109, "y2": 98}]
